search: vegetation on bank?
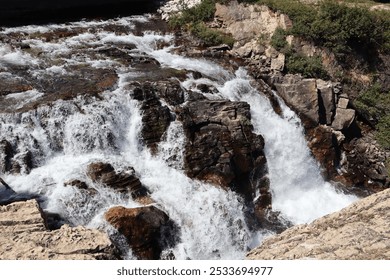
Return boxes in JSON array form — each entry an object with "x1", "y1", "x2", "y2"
[
  {"x1": 354, "y1": 84, "x2": 390, "y2": 149},
  {"x1": 168, "y1": 0, "x2": 389, "y2": 150},
  {"x1": 270, "y1": 27, "x2": 328, "y2": 79},
  {"x1": 169, "y1": 0, "x2": 235, "y2": 47},
  {"x1": 242, "y1": 0, "x2": 390, "y2": 60}
]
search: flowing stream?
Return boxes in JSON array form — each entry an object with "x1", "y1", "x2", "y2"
[{"x1": 0, "y1": 15, "x2": 356, "y2": 259}]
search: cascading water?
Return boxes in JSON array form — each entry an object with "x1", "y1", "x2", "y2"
[{"x1": 0, "y1": 15, "x2": 356, "y2": 259}]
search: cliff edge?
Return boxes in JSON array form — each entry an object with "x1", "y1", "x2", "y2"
[
  {"x1": 0, "y1": 199, "x2": 118, "y2": 260},
  {"x1": 247, "y1": 188, "x2": 390, "y2": 260}
]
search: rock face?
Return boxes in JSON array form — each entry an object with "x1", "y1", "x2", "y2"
[
  {"x1": 275, "y1": 75, "x2": 319, "y2": 127},
  {"x1": 130, "y1": 82, "x2": 173, "y2": 151},
  {"x1": 214, "y1": 2, "x2": 292, "y2": 58},
  {"x1": 247, "y1": 188, "x2": 390, "y2": 260},
  {"x1": 105, "y1": 205, "x2": 178, "y2": 260},
  {"x1": 180, "y1": 99, "x2": 269, "y2": 203},
  {"x1": 0, "y1": 199, "x2": 118, "y2": 260}
]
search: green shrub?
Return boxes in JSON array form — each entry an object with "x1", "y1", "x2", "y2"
[
  {"x1": 377, "y1": 115, "x2": 390, "y2": 149},
  {"x1": 285, "y1": 51, "x2": 328, "y2": 79},
  {"x1": 271, "y1": 27, "x2": 287, "y2": 51},
  {"x1": 242, "y1": 0, "x2": 390, "y2": 57},
  {"x1": 190, "y1": 22, "x2": 235, "y2": 47},
  {"x1": 354, "y1": 84, "x2": 390, "y2": 121},
  {"x1": 354, "y1": 84, "x2": 390, "y2": 149},
  {"x1": 169, "y1": 0, "x2": 216, "y2": 28}
]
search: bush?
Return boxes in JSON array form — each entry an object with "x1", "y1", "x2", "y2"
[
  {"x1": 285, "y1": 51, "x2": 328, "y2": 79},
  {"x1": 354, "y1": 83, "x2": 390, "y2": 121},
  {"x1": 243, "y1": 0, "x2": 390, "y2": 58},
  {"x1": 377, "y1": 115, "x2": 390, "y2": 149},
  {"x1": 354, "y1": 84, "x2": 390, "y2": 149},
  {"x1": 190, "y1": 22, "x2": 235, "y2": 47},
  {"x1": 169, "y1": 0, "x2": 216, "y2": 28},
  {"x1": 270, "y1": 27, "x2": 287, "y2": 51}
]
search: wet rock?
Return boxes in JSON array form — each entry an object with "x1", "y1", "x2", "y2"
[
  {"x1": 0, "y1": 199, "x2": 118, "y2": 260},
  {"x1": 0, "y1": 140, "x2": 13, "y2": 173},
  {"x1": 0, "y1": 74, "x2": 33, "y2": 96},
  {"x1": 180, "y1": 99, "x2": 269, "y2": 202},
  {"x1": 307, "y1": 125, "x2": 339, "y2": 180},
  {"x1": 105, "y1": 205, "x2": 179, "y2": 260},
  {"x1": 247, "y1": 188, "x2": 390, "y2": 260},
  {"x1": 42, "y1": 66, "x2": 118, "y2": 96},
  {"x1": 64, "y1": 179, "x2": 89, "y2": 190},
  {"x1": 130, "y1": 82, "x2": 173, "y2": 151},
  {"x1": 86, "y1": 162, "x2": 149, "y2": 200},
  {"x1": 64, "y1": 179, "x2": 98, "y2": 197},
  {"x1": 154, "y1": 80, "x2": 185, "y2": 106},
  {"x1": 10, "y1": 151, "x2": 33, "y2": 174}
]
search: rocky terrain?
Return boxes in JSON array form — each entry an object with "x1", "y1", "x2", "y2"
[
  {"x1": 247, "y1": 188, "x2": 390, "y2": 260},
  {"x1": 0, "y1": 0, "x2": 389, "y2": 260},
  {"x1": 0, "y1": 199, "x2": 118, "y2": 260}
]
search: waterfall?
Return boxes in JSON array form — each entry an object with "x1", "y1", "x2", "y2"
[{"x1": 0, "y1": 15, "x2": 356, "y2": 259}]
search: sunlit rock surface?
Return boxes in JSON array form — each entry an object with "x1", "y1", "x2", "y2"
[
  {"x1": 247, "y1": 188, "x2": 390, "y2": 260},
  {"x1": 0, "y1": 199, "x2": 118, "y2": 260}
]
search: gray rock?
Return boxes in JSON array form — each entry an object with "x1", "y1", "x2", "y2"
[
  {"x1": 316, "y1": 79, "x2": 335, "y2": 125},
  {"x1": 331, "y1": 108, "x2": 355, "y2": 130},
  {"x1": 270, "y1": 53, "x2": 285, "y2": 71},
  {"x1": 275, "y1": 75, "x2": 319, "y2": 126},
  {"x1": 337, "y1": 97, "x2": 349, "y2": 109}
]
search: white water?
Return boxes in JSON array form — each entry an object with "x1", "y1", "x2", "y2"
[{"x1": 0, "y1": 15, "x2": 356, "y2": 259}]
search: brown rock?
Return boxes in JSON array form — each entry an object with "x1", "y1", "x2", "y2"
[
  {"x1": 0, "y1": 74, "x2": 33, "y2": 96},
  {"x1": 105, "y1": 205, "x2": 178, "y2": 260},
  {"x1": 86, "y1": 162, "x2": 149, "y2": 199},
  {"x1": 247, "y1": 188, "x2": 390, "y2": 260},
  {"x1": 306, "y1": 125, "x2": 339, "y2": 180},
  {"x1": 0, "y1": 200, "x2": 118, "y2": 260}
]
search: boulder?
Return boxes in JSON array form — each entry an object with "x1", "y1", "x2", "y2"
[
  {"x1": 86, "y1": 162, "x2": 149, "y2": 200},
  {"x1": 270, "y1": 53, "x2": 285, "y2": 71},
  {"x1": 316, "y1": 79, "x2": 335, "y2": 125},
  {"x1": 180, "y1": 99, "x2": 269, "y2": 202},
  {"x1": 275, "y1": 75, "x2": 319, "y2": 127},
  {"x1": 0, "y1": 199, "x2": 118, "y2": 259},
  {"x1": 247, "y1": 188, "x2": 390, "y2": 259},
  {"x1": 331, "y1": 108, "x2": 355, "y2": 130},
  {"x1": 105, "y1": 205, "x2": 179, "y2": 260}
]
